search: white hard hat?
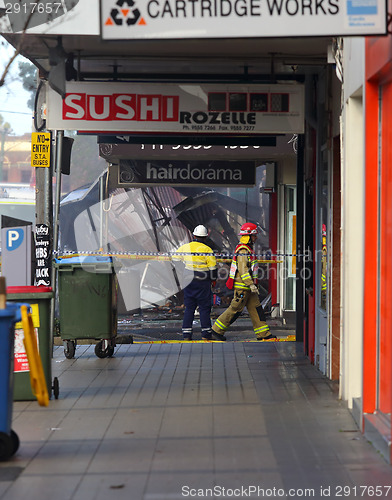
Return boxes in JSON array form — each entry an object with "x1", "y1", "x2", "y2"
[{"x1": 193, "y1": 225, "x2": 208, "y2": 237}]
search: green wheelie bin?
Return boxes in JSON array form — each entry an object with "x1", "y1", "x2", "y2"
[
  {"x1": 6, "y1": 285, "x2": 59, "y2": 401},
  {"x1": 55, "y1": 256, "x2": 117, "y2": 359}
]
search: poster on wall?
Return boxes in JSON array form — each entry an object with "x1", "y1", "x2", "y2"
[
  {"x1": 47, "y1": 82, "x2": 305, "y2": 135},
  {"x1": 14, "y1": 303, "x2": 40, "y2": 373},
  {"x1": 34, "y1": 224, "x2": 51, "y2": 287}
]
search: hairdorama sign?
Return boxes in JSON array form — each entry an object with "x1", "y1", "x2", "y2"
[
  {"x1": 46, "y1": 82, "x2": 305, "y2": 135},
  {"x1": 100, "y1": 0, "x2": 386, "y2": 39},
  {"x1": 118, "y1": 159, "x2": 256, "y2": 187}
]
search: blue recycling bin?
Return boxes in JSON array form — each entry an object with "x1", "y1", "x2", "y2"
[{"x1": 0, "y1": 303, "x2": 24, "y2": 461}]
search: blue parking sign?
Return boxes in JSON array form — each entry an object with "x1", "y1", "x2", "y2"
[{"x1": 6, "y1": 228, "x2": 24, "y2": 251}]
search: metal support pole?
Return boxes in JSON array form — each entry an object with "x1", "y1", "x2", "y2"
[
  {"x1": 99, "y1": 173, "x2": 104, "y2": 250},
  {"x1": 49, "y1": 130, "x2": 63, "y2": 350},
  {"x1": 53, "y1": 130, "x2": 63, "y2": 259},
  {"x1": 35, "y1": 145, "x2": 53, "y2": 229},
  {"x1": 35, "y1": 130, "x2": 55, "y2": 352}
]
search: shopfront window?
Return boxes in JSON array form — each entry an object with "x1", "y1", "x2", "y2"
[{"x1": 59, "y1": 164, "x2": 272, "y2": 309}]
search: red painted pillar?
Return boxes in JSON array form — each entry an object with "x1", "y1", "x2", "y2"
[{"x1": 363, "y1": 78, "x2": 379, "y2": 414}]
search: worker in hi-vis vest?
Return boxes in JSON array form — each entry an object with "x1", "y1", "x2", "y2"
[
  {"x1": 212, "y1": 222, "x2": 276, "y2": 341},
  {"x1": 174, "y1": 225, "x2": 217, "y2": 341}
]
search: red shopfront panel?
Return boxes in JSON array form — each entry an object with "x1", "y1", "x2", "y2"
[
  {"x1": 379, "y1": 82, "x2": 392, "y2": 415},
  {"x1": 363, "y1": 78, "x2": 379, "y2": 414},
  {"x1": 364, "y1": 36, "x2": 392, "y2": 437}
]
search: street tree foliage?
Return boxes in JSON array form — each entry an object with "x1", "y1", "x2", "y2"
[
  {"x1": 0, "y1": 1, "x2": 79, "y2": 93},
  {"x1": 18, "y1": 61, "x2": 36, "y2": 110},
  {"x1": 17, "y1": 65, "x2": 106, "y2": 194},
  {"x1": 0, "y1": 2, "x2": 106, "y2": 194}
]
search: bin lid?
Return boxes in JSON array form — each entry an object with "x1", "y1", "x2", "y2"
[
  {"x1": 7, "y1": 285, "x2": 53, "y2": 294},
  {"x1": 0, "y1": 302, "x2": 26, "y2": 321}
]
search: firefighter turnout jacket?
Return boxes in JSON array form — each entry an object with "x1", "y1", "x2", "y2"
[{"x1": 226, "y1": 243, "x2": 258, "y2": 290}]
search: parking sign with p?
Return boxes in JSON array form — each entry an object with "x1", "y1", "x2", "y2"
[
  {"x1": 6, "y1": 228, "x2": 24, "y2": 251},
  {"x1": 1, "y1": 225, "x2": 32, "y2": 286}
]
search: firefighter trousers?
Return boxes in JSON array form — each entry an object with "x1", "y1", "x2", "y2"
[{"x1": 212, "y1": 289, "x2": 270, "y2": 339}]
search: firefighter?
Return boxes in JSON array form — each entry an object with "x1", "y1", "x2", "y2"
[
  {"x1": 211, "y1": 222, "x2": 276, "y2": 341},
  {"x1": 174, "y1": 225, "x2": 217, "y2": 341}
]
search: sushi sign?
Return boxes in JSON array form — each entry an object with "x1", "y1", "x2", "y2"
[{"x1": 47, "y1": 82, "x2": 305, "y2": 134}]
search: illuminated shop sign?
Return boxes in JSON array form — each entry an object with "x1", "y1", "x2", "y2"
[
  {"x1": 118, "y1": 159, "x2": 256, "y2": 186},
  {"x1": 47, "y1": 82, "x2": 305, "y2": 134}
]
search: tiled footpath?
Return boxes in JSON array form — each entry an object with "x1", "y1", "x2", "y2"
[{"x1": 1, "y1": 341, "x2": 391, "y2": 500}]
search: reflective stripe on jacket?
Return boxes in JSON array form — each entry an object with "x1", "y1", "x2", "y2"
[{"x1": 174, "y1": 241, "x2": 217, "y2": 280}]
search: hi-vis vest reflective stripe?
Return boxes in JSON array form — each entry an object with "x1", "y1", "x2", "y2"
[{"x1": 174, "y1": 241, "x2": 217, "y2": 271}]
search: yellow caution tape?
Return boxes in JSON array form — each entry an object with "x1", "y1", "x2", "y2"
[
  {"x1": 21, "y1": 305, "x2": 49, "y2": 407},
  {"x1": 56, "y1": 252, "x2": 282, "y2": 264}
]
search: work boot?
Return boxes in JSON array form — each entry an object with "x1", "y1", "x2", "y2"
[
  {"x1": 211, "y1": 330, "x2": 226, "y2": 341},
  {"x1": 182, "y1": 328, "x2": 193, "y2": 341},
  {"x1": 201, "y1": 329, "x2": 213, "y2": 341},
  {"x1": 257, "y1": 333, "x2": 277, "y2": 341}
]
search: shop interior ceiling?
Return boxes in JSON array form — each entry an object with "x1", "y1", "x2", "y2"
[{"x1": 3, "y1": 33, "x2": 331, "y2": 81}]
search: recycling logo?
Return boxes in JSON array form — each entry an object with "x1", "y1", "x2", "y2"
[{"x1": 105, "y1": 0, "x2": 146, "y2": 27}]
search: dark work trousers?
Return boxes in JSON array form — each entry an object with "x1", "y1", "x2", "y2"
[{"x1": 182, "y1": 279, "x2": 212, "y2": 332}]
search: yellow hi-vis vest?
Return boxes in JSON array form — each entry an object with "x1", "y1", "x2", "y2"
[{"x1": 174, "y1": 241, "x2": 217, "y2": 280}]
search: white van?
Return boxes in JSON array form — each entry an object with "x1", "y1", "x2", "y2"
[{"x1": 0, "y1": 183, "x2": 36, "y2": 224}]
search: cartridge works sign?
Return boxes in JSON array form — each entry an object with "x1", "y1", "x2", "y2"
[
  {"x1": 118, "y1": 159, "x2": 256, "y2": 186},
  {"x1": 46, "y1": 82, "x2": 305, "y2": 134},
  {"x1": 100, "y1": 0, "x2": 386, "y2": 38}
]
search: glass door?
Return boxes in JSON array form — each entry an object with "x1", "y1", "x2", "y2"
[{"x1": 284, "y1": 185, "x2": 296, "y2": 311}]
